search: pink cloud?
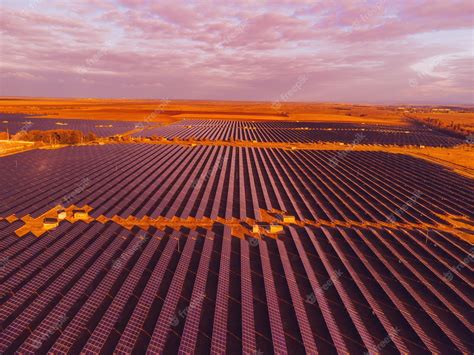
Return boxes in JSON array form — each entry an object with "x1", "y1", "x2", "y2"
[{"x1": 0, "y1": 0, "x2": 472, "y2": 104}]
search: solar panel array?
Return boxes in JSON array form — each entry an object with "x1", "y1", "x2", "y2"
[
  {"x1": 0, "y1": 145, "x2": 471, "y2": 226},
  {"x1": 132, "y1": 119, "x2": 463, "y2": 146},
  {"x1": 0, "y1": 128, "x2": 471, "y2": 354},
  {"x1": 0, "y1": 113, "x2": 138, "y2": 137},
  {"x1": 1, "y1": 221, "x2": 471, "y2": 353}
]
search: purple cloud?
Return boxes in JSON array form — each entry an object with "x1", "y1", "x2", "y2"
[{"x1": 0, "y1": 0, "x2": 472, "y2": 104}]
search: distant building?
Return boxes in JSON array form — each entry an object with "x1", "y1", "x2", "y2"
[
  {"x1": 57, "y1": 209, "x2": 67, "y2": 220},
  {"x1": 43, "y1": 217, "x2": 59, "y2": 230},
  {"x1": 73, "y1": 209, "x2": 88, "y2": 220},
  {"x1": 266, "y1": 224, "x2": 283, "y2": 233},
  {"x1": 279, "y1": 215, "x2": 295, "y2": 224}
]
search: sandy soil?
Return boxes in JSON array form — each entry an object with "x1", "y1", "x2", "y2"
[
  {"x1": 410, "y1": 111, "x2": 474, "y2": 134},
  {"x1": 0, "y1": 97, "x2": 407, "y2": 124}
]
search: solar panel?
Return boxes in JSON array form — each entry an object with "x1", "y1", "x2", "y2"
[
  {"x1": 315, "y1": 227, "x2": 379, "y2": 352},
  {"x1": 18, "y1": 225, "x2": 124, "y2": 353},
  {"x1": 0, "y1": 223, "x2": 112, "y2": 352},
  {"x1": 48, "y1": 229, "x2": 140, "y2": 353},
  {"x1": 276, "y1": 239, "x2": 318, "y2": 353},
  {"x1": 114, "y1": 231, "x2": 176, "y2": 354},
  {"x1": 0, "y1": 223, "x2": 102, "y2": 326},
  {"x1": 240, "y1": 238, "x2": 257, "y2": 354},
  {"x1": 258, "y1": 239, "x2": 287, "y2": 353},
  {"x1": 346, "y1": 228, "x2": 441, "y2": 353},
  {"x1": 147, "y1": 231, "x2": 197, "y2": 353},
  {"x1": 81, "y1": 233, "x2": 162, "y2": 353},
  {"x1": 366, "y1": 228, "x2": 469, "y2": 353},
  {"x1": 178, "y1": 230, "x2": 214, "y2": 353},
  {"x1": 209, "y1": 147, "x2": 230, "y2": 220},
  {"x1": 180, "y1": 146, "x2": 219, "y2": 219},
  {"x1": 290, "y1": 227, "x2": 349, "y2": 353},
  {"x1": 210, "y1": 227, "x2": 232, "y2": 353}
]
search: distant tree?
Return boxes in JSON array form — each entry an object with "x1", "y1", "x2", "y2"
[
  {"x1": 65, "y1": 130, "x2": 83, "y2": 144},
  {"x1": 11, "y1": 131, "x2": 28, "y2": 141},
  {"x1": 85, "y1": 132, "x2": 98, "y2": 142}
]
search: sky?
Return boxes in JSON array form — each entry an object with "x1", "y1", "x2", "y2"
[{"x1": 0, "y1": 0, "x2": 473, "y2": 104}]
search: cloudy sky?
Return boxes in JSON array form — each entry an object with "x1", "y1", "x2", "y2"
[{"x1": 0, "y1": 0, "x2": 473, "y2": 104}]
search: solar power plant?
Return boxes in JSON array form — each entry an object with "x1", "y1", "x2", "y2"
[
  {"x1": 1, "y1": 145, "x2": 472, "y2": 222},
  {"x1": 132, "y1": 119, "x2": 464, "y2": 147},
  {"x1": 1, "y1": 129, "x2": 472, "y2": 354},
  {"x1": 0, "y1": 114, "x2": 138, "y2": 137},
  {"x1": 0, "y1": 222, "x2": 472, "y2": 354},
  {"x1": 1, "y1": 140, "x2": 473, "y2": 354},
  {"x1": 2, "y1": 0, "x2": 473, "y2": 352}
]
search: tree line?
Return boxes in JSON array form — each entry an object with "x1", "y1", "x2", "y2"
[{"x1": 11, "y1": 129, "x2": 98, "y2": 144}]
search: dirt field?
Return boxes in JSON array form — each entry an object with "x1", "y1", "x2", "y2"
[
  {"x1": 411, "y1": 111, "x2": 474, "y2": 134},
  {"x1": 0, "y1": 97, "x2": 407, "y2": 125},
  {"x1": 0, "y1": 140, "x2": 36, "y2": 157},
  {"x1": 1, "y1": 97, "x2": 472, "y2": 130}
]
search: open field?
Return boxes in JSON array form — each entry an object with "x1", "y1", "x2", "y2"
[
  {"x1": 0, "y1": 97, "x2": 433, "y2": 125},
  {"x1": 0, "y1": 140, "x2": 36, "y2": 157},
  {"x1": 1, "y1": 97, "x2": 471, "y2": 126},
  {"x1": 410, "y1": 111, "x2": 474, "y2": 134},
  {"x1": 0, "y1": 100, "x2": 472, "y2": 354}
]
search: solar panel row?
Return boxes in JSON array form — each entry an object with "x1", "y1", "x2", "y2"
[
  {"x1": 131, "y1": 119, "x2": 463, "y2": 146},
  {"x1": 1, "y1": 145, "x2": 471, "y2": 227},
  {"x1": 1, "y1": 222, "x2": 471, "y2": 353},
  {"x1": 0, "y1": 113, "x2": 137, "y2": 137}
]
